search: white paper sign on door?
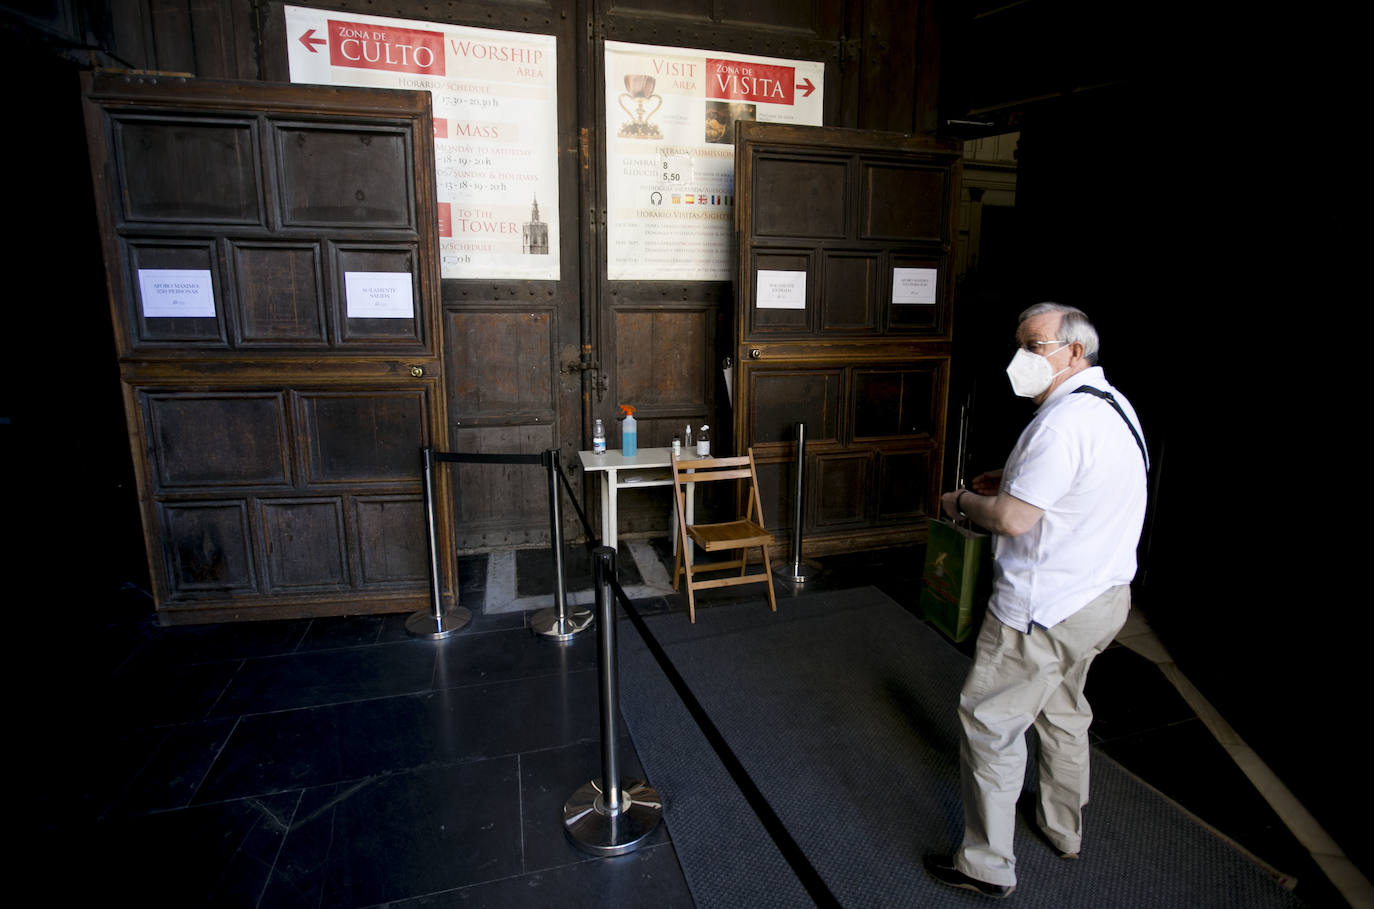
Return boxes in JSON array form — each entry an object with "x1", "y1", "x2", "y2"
[
  {"x1": 138, "y1": 269, "x2": 216, "y2": 318},
  {"x1": 756, "y1": 270, "x2": 807, "y2": 309},
  {"x1": 345, "y1": 272, "x2": 415, "y2": 318},
  {"x1": 892, "y1": 267, "x2": 938, "y2": 305}
]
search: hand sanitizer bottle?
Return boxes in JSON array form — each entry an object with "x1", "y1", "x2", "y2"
[
  {"x1": 620, "y1": 405, "x2": 637, "y2": 457},
  {"x1": 697, "y1": 424, "x2": 710, "y2": 457}
]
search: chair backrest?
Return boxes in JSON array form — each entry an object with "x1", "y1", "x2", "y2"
[{"x1": 670, "y1": 450, "x2": 766, "y2": 526}]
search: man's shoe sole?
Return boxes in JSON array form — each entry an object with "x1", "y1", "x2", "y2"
[{"x1": 923, "y1": 854, "x2": 1015, "y2": 899}]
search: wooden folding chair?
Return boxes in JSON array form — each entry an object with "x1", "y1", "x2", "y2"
[{"x1": 670, "y1": 448, "x2": 777, "y2": 622}]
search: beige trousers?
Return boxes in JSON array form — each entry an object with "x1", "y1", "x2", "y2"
[{"x1": 955, "y1": 585, "x2": 1131, "y2": 887}]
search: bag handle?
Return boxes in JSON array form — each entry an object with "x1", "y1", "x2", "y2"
[{"x1": 1072, "y1": 386, "x2": 1148, "y2": 471}]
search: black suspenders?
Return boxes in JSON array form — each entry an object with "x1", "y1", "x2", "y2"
[{"x1": 1072, "y1": 386, "x2": 1148, "y2": 470}]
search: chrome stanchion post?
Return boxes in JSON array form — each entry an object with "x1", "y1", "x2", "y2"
[
  {"x1": 533, "y1": 449, "x2": 594, "y2": 640},
  {"x1": 407, "y1": 447, "x2": 472, "y2": 639},
  {"x1": 777, "y1": 422, "x2": 820, "y2": 585},
  {"x1": 563, "y1": 547, "x2": 662, "y2": 856}
]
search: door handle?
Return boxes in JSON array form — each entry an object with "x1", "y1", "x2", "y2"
[{"x1": 409, "y1": 365, "x2": 424, "y2": 377}]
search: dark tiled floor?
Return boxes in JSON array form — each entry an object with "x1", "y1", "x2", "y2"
[{"x1": 32, "y1": 542, "x2": 1347, "y2": 907}]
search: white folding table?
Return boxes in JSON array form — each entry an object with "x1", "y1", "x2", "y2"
[{"x1": 578, "y1": 447, "x2": 694, "y2": 550}]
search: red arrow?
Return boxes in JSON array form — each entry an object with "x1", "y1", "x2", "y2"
[
  {"x1": 796, "y1": 77, "x2": 815, "y2": 98},
  {"x1": 299, "y1": 29, "x2": 327, "y2": 53}
]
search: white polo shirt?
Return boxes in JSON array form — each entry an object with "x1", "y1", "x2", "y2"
[{"x1": 989, "y1": 366, "x2": 1148, "y2": 632}]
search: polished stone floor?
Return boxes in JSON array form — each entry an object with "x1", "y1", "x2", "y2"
[{"x1": 31, "y1": 541, "x2": 1353, "y2": 907}]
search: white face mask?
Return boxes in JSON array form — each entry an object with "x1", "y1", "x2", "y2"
[{"x1": 1006, "y1": 344, "x2": 1069, "y2": 398}]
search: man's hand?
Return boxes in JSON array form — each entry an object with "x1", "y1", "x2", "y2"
[{"x1": 937, "y1": 483, "x2": 1045, "y2": 537}]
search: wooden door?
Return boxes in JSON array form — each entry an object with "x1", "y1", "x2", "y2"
[
  {"x1": 734, "y1": 122, "x2": 961, "y2": 555},
  {"x1": 82, "y1": 72, "x2": 450, "y2": 624}
]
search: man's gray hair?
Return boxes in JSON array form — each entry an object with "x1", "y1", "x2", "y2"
[{"x1": 1019, "y1": 302, "x2": 1099, "y2": 364}]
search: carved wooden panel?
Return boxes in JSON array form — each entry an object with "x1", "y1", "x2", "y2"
[
  {"x1": 820, "y1": 252, "x2": 878, "y2": 332},
  {"x1": 261, "y1": 498, "x2": 348, "y2": 590},
  {"x1": 162, "y1": 501, "x2": 257, "y2": 596},
  {"x1": 887, "y1": 252, "x2": 948, "y2": 332},
  {"x1": 875, "y1": 449, "x2": 931, "y2": 522},
  {"x1": 125, "y1": 240, "x2": 226, "y2": 344},
  {"x1": 231, "y1": 243, "x2": 328, "y2": 345},
  {"x1": 753, "y1": 156, "x2": 848, "y2": 238},
  {"x1": 448, "y1": 310, "x2": 556, "y2": 417},
  {"x1": 615, "y1": 309, "x2": 710, "y2": 408},
  {"x1": 146, "y1": 392, "x2": 291, "y2": 489},
  {"x1": 748, "y1": 368, "x2": 842, "y2": 447},
  {"x1": 749, "y1": 251, "x2": 814, "y2": 334},
  {"x1": 300, "y1": 390, "x2": 429, "y2": 485},
  {"x1": 861, "y1": 162, "x2": 950, "y2": 241},
  {"x1": 812, "y1": 452, "x2": 871, "y2": 529},
  {"x1": 355, "y1": 496, "x2": 429, "y2": 586},
  {"x1": 334, "y1": 246, "x2": 424, "y2": 345},
  {"x1": 275, "y1": 125, "x2": 414, "y2": 229},
  {"x1": 754, "y1": 457, "x2": 794, "y2": 535},
  {"x1": 114, "y1": 116, "x2": 262, "y2": 224},
  {"x1": 852, "y1": 366, "x2": 937, "y2": 439}
]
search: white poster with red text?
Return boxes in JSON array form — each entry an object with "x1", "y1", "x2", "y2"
[
  {"x1": 285, "y1": 6, "x2": 559, "y2": 280},
  {"x1": 604, "y1": 41, "x2": 823, "y2": 281}
]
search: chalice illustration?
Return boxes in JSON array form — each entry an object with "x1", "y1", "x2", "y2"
[{"x1": 617, "y1": 74, "x2": 664, "y2": 139}]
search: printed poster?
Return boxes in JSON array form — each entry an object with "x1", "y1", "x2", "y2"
[
  {"x1": 284, "y1": 6, "x2": 560, "y2": 280},
  {"x1": 605, "y1": 41, "x2": 824, "y2": 281}
]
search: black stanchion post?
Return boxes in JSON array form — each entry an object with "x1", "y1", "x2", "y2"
[
  {"x1": 532, "y1": 448, "x2": 593, "y2": 640},
  {"x1": 563, "y1": 546, "x2": 662, "y2": 856},
  {"x1": 406, "y1": 447, "x2": 472, "y2": 639},
  {"x1": 777, "y1": 422, "x2": 820, "y2": 585}
]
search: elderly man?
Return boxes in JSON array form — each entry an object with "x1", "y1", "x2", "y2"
[{"x1": 924, "y1": 302, "x2": 1148, "y2": 899}]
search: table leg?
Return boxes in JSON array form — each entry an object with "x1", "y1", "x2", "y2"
[
  {"x1": 599, "y1": 471, "x2": 612, "y2": 548},
  {"x1": 605, "y1": 468, "x2": 618, "y2": 549}
]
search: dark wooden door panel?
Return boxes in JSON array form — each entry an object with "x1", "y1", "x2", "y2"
[
  {"x1": 735, "y1": 122, "x2": 959, "y2": 555},
  {"x1": 85, "y1": 72, "x2": 449, "y2": 623},
  {"x1": 144, "y1": 391, "x2": 291, "y2": 489},
  {"x1": 113, "y1": 115, "x2": 264, "y2": 224}
]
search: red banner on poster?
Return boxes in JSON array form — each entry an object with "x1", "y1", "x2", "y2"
[
  {"x1": 705, "y1": 58, "x2": 795, "y2": 105},
  {"x1": 328, "y1": 19, "x2": 445, "y2": 75}
]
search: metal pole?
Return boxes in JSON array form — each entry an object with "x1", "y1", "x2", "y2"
[
  {"x1": 777, "y1": 422, "x2": 820, "y2": 584},
  {"x1": 406, "y1": 447, "x2": 472, "y2": 639},
  {"x1": 532, "y1": 449, "x2": 593, "y2": 640},
  {"x1": 563, "y1": 547, "x2": 662, "y2": 856}
]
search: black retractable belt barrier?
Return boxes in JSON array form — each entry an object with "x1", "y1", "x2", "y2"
[
  {"x1": 563, "y1": 547, "x2": 663, "y2": 855},
  {"x1": 407, "y1": 447, "x2": 593, "y2": 641}
]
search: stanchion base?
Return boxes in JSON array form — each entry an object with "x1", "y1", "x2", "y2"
[
  {"x1": 775, "y1": 559, "x2": 822, "y2": 586},
  {"x1": 563, "y1": 778, "x2": 662, "y2": 857},
  {"x1": 531, "y1": 606, "x2": 594, "y2": 641},
  {"x1": 405, "y1": 607, "x2": 472, "y2": 639}
]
